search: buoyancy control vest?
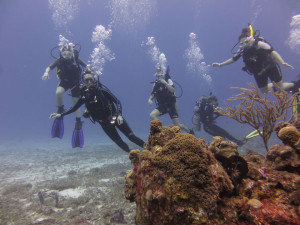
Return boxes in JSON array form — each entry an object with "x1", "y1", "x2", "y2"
[
  {"x1": 57, "y1": 49, "x2": 82, "y2": 81},
  {"x1": 152, "y1": 77, "x2": 176, "y2": 106},
  {"x1": 242, "y1": 37, "x2": 275, "y2": 75}
]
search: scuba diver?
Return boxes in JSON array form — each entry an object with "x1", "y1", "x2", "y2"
[
  {"x1": 49, "y1": 70, "x2": 145, "y2": 153},
  {"x1": 212, "y1": 24, "x2": 295, "y2": 94},
  {"x1": 192, "y1": 94, "x2": 246, "y2": 145},
  {"x1": 42, "y1": 42, "x2": 87, "y2": 148},
  {"x1": 148, "y1": 65, "x2": 194, "y2": 134}
]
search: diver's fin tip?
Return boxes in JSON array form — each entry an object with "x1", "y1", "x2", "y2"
[
  {"x1": 72, "y1": 129, "x2": 84, "y2": 148},
  {"x1": 51, "y1": 118, "x2": 64, "y2": 139}
]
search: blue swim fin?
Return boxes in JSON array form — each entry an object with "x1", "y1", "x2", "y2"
[
  {"x1": 51, "y1": 118, "x2": 64, "y2": 139},
  {"x1": 72, "y1": 119, "x2": 84, "y2": 148}
]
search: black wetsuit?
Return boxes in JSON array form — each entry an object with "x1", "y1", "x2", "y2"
[
  {"x1": 233, "y1": 39, "x2": 282, "y2": 88},
  {"x1": 61, "y1": 82, "x2": 144, "y2": 152},
  {"x1": 48, "y1": 53, "x2": 87, "y2": 97},
  {"x1": 193, "y1": 97, "x2": 244, "y2": 145},
  {"x1": 151, "y1": 78, "x2": 178, "y2": 118}
]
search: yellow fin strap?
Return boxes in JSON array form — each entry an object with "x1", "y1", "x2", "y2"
[{"x1": 246, "y1": 129, "x2": 261, "y2": 139}]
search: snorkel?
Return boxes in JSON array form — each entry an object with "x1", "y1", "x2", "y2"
[{"x1": 248, "y1": 23, "x2": 254, "y2": 38}]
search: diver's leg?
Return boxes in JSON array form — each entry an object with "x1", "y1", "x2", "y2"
[
  {"x1": 271, "y1": 80, "x2": 295, "y2": 92},
  {"x1": 117, "y1": 120, "x2": 145, "y2": 148},
  {"x1": 192, "y1": 113, "x2": 201, "y2": 132},
  {"x1": 175, "y1": 101, "x2": 179, "y2": 112},
  {"x1": 171, "y1": 117, "x2": 192, "y2": 133},
  {"x1": 52, "y1": 86, "x2": 65, "y2": 139},
  {"x1": 204, "y1": 123, "x2": 244, "y2": 145},
  {"x1": 100, "y1": 121, "x2": 130, "y2": 153},
  {"x1": 150, "y1": 109, "x2": 161, "y2": 120},
  {"x1": 72, "y1": 97, "x2": 81, "y2": 118},
  {"x1": 268, "y1": 81, "x2": 300, "y2": 93},
  {"x1": 254, "y1": 72, "x2": 269, "y2": 94},
  {"x1": 267, "y1": 65, "x2": 295, "y2": 92},
  {"x1": 71, "y1": 84, "x2": 81, "y2": 118},
  {"x1": 170, "y1": 103, "x2": 193, "y2": 133},
  {"x1": 275, "y1": 81, "x2": 295, "y2": 91},
  {"x1": 260, "y1": 86, "x2": 269, "y2": 94},
  {"x1": 203, "y1": 123, "x2": 217, "y2": 136},
  {"x1": 56, "y1": 86, "x2": 66, "y2": 107}
]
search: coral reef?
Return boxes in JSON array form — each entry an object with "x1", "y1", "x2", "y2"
[
  {"x1": 273, "y1": 117, "x2": 300, "y2": 174},
  {"x1": 275, "y1": 116, "x2": 300, "y2": 152},
  {"x1": 208, "y1": 137, "x2": 248, "y2": 189},
  {"x1": 215, "y1": 83, "x2": 296, "y2": 151},
  {"x1": 125, "y1": 119, "x2": 300, "y2": 225}
]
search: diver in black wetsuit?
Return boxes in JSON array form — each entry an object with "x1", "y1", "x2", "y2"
[
  {"x1": 192, "y1": 94, "x2": 245, "y2": 145},
  {"x1": 49, "y1": 70, "x2": 144, "y2": 153}
]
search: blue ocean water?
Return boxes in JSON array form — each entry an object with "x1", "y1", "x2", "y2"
[{"x1": 0, "y1": 0, "x2": 299, "y2": 149}]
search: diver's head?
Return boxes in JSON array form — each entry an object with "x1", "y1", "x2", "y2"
[
  {"x1": 238, "y1": 27, "x2": 254, "y2": 47},
  {"x1": 60, "y1": 45, "x2": 74, "y2": 61},
  {"x1": 199, "y1": 96, "x2": 208, "y2": 104},
  {"x1": 154, "y1": 65, "x2": 165, "y2": 79},
  {"x1": 208, "y1": 95, "x2": 218, "y2": 106},
  {"x1": 239, "y1": 27, "x2": 251, "y2": 41},
  {"x1": 83, "y1": 70, "x2": 96, "y2": 89}
]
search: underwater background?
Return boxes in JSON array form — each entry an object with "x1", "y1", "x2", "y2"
[{"x1": 0, "y1": 0, "x2": 299, "y2": 147}]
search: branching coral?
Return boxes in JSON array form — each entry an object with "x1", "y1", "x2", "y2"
[{"x1": 215, "y1": 83, "x2": 296, "y2": 151}]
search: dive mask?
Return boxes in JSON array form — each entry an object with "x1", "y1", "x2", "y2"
[
  {"x1": 239, "y1": 36, "x2": 253, "y2": 48},
  {"x1": 83, "y1": 74, "x2": 96, "y2": 88},
  {"x1": 61, "y1": 50, "x2": 73, "y2": 60},
  {"x1": 154, "y1": 65, "x2": 165, "y2": 78}
]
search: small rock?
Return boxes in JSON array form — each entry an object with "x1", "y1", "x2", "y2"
[{"x1": 247, "y1": 199, "x2": 263, "y2": 209}]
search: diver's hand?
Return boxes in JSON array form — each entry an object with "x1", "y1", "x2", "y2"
[
  {"x1": 42, "y1": 73, "x2": 50, "y2": 80},
  {"x1": 282, "y1": 62, "x2": 294, "y2": 69},
  {"x1": 49, "y1": 113, "x2": 62, "y2": 119},
  {"x1": 212, "y1": 62, "x2": 221, "y2": 67},
  {"x1": 117, "y1": 115, "x2": 124, "y2": 125},
  {"x1": 148, "y1": 98, "x2": 153, "y2": 106}
]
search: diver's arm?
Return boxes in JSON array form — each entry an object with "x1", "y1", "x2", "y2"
[
  {"x1": 213, "y1": 49, "x2": 242, "y2": 68},
  {"x1": 42, "y1": 60, "x2": 59, "y2": 80},
  {"x1": 149, "y1": 94, "x2": 155, "y2": 101},
  {"x1": 271, "y1": 51, "x2": 294, "y2": 69},
  {"x1": 78, "y1": 58, "x2": 87, "y2": 68},
  {"x1": 42, "y1": 67, "x2": 51, "y2": 80},
  {"x1": 61, "y1": 98, "x2": 85, "y2": 117},
  {"x1": 50, "y1": 98, "x2": 85, "y2": 119},
  {"x1": 213, "y1": 112, "x2": 221, "y2": 120},
  {"x1": 213, "y1": 106, "x2": 222, "y2": 119},
  {"x1": 158, "y1": 78, "x2": 175, "y2": 93},
  {"x1": 148, "y1": 94, "x2": 155, "y2": 106},
  {"x1": 212, "y1": 58, "x2": 236, "y2": 67},
  {"x1": 166, "y1": 80, "x2": 175, "y2": 93}
]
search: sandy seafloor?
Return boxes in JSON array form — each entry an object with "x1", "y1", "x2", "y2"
[{"x1": 0, "y1": 132, "x2": 281, "y2": 225}]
